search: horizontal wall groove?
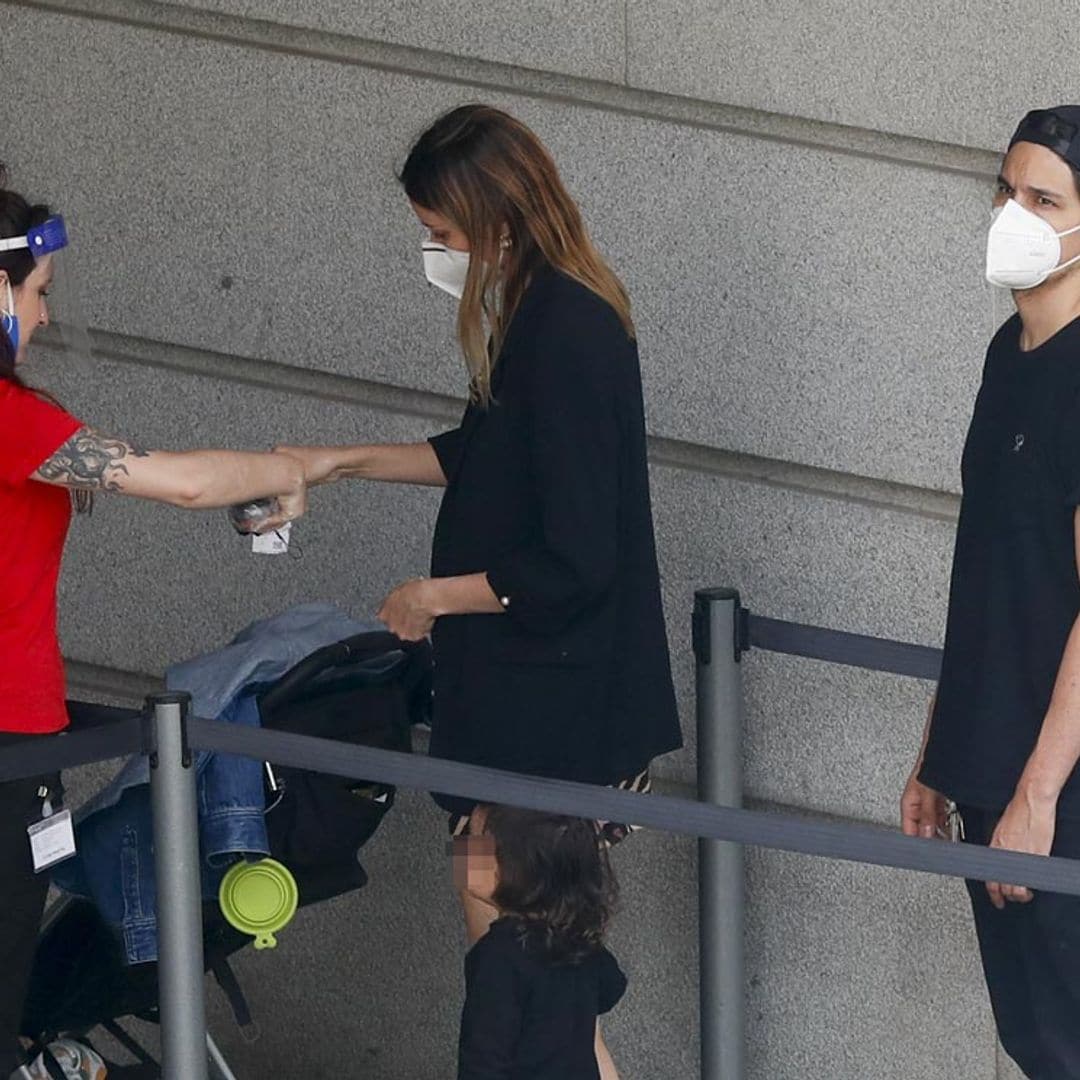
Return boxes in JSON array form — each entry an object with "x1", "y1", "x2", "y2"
[
  {"x1": 82, "y1": 327, "x2": 466, "y2": 427},
  {"x1": 60, "y1": 326, "x2": 960, "y2": 524},
  {"x1": 649, "y1": 437, "x2": 960, "y2": 523},
  {"x1": 7, "y1": 0, "x2": 999, "y2": 180}
]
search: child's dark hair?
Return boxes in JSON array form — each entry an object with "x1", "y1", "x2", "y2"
[{"x1": 484, "y1": 804, "x2": 618, "y2": 965}]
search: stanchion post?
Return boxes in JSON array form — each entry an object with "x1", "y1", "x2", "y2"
[
  {"x1": 693, "y1": 588, "x2": 746, "y2": 1080},
  {"x1": 148, "y1": 692, "x2": 209, "y2": 1080}
]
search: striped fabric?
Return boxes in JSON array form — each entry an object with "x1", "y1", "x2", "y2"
[{"x1": 449, "y1": 766, "x2": 653, "y2": 847}]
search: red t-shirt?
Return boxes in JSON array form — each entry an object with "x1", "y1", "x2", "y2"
[{"x1": 0, "y1": 380, "x2": 81, "y2": 733}]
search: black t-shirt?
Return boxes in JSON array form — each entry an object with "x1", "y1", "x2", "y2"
[
  {"x1": 458, "y1": 917, "x2": 627, "y2": 1080},
  {"x1": 921, "y1": 313, "x2": 1080, "y2": 814}
]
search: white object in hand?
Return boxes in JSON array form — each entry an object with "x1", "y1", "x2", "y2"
[{"x1": 252, "y1": 522, "x2": 291, "y2": 555}]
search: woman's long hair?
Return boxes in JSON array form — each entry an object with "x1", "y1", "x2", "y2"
[
  {"x1": 484, "y1": 804, "x2": 618, "y2": 965},
  {"x1": 0, "y1": 164, "x2": 90, "y2": 512},
  {"x1": 400, "y1": 104, "x2": 634, "y2": 405}
]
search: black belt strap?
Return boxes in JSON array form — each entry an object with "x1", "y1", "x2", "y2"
[
  {"x1": 0, "y1": 715, "x2": 144, "y2": 783},
  {"x1": 747, "y1": 613, "x2": 942, "y2": 681},
  {"x1": 189, "y1": 718, "x2": 1080, "y2": 897}
]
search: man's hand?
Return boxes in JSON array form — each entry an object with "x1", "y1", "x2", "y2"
[
  {"x1": 377, "y1": 578, "x2": 443, "y2": 641},
  {"x1": 901, "y1": 771, "x2": 947, "y2": 840},
  {"x1": 985, "y1": 793, "x2": 1057, "y2": 909}
]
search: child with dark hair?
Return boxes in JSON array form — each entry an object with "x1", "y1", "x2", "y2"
[{"x1": 451, "y1": 804, "x2": 627, "y2": 1079}]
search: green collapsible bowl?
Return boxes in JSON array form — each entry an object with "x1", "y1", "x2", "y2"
[{"x1": 218, "y1": 858, "x2": 299, "y2": 950}]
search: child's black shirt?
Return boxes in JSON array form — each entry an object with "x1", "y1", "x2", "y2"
[{"x1": 458, "y1": 916, "x2": 627, "y2": 1080}]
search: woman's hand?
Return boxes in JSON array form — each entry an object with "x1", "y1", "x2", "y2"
[
  {"x1": 377, "y1": 578, "x2": 444, "y2": 641},
  {"x1": 258, "y1": 487, "x2": 307, "y2": 534},
  {"x1": 985, "y1": 793, "x2": 1057, "y2": 909},
  {"x1": 255, "y1": 453, "x2": 307, "y2": 533},
  {"x1": 273, "y1": 445, "x2": 342, "y2": 487},
  {"x1": 900, "y1": 770, "x2": 947, "y2": 840}
]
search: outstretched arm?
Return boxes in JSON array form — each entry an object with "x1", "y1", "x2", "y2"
[
  {"x1": 32, "y1": 427, "x2": 306, "y2": 529},
  {"x1": 274, "y1": 442, "x2": 448, "y2": 487}
]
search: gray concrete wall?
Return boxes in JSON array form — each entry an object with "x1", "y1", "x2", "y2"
[{"x1": 0, "y1": 2, "x2": 1039, "y2": 1076}]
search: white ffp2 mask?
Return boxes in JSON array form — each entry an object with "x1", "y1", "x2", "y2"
[
  {"x1": 985, "y1": 198, "x2": 1080, "y2": 290},
  {"x1": 422, "y1": 242, "x2": 470, "y2": 300}
]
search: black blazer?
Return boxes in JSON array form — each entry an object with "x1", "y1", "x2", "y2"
[{"x1": 427, "y1": 264, "x2": 682, "y2": 811}]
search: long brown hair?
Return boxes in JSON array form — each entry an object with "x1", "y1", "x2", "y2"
[{"x1": 400, "y1": 105, "x2": 634, "y2": 405}]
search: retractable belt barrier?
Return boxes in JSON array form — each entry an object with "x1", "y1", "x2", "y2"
[
  {"x1": 693, "y1": 590, "x2": 948, "y2": 1080},
  {"x1": 746, "y1": 613, "x2": 943, "y2": 682},
  {"x1": 0, "y1": 696, "x2": 1074, "y2": 896},
  {"x1": 192, "y1": 718, "x2": 1080, "y2": 893},
  {"x1": 0, "y1": 598, "x2": 1059, "y2": 1079},
  {"x1": 0, "y1": 713, "x2": 144, "y2": 783}
]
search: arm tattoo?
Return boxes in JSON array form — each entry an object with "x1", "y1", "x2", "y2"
[{"x1": 37, "y1": 428, "x2": 151, "y2": 491}]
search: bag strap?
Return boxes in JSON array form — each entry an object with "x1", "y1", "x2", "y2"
[
  {"x1": 40, "y1": 1045, "x2": 68, "y2": 1080},
  {"x1": 210, "y1": 952, "x2": 259, "y2": 1040},
  {"x1": 101, "y1": 1019, "x2": 158, "y2": 1067}
]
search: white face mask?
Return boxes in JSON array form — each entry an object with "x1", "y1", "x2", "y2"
[
  {"x1": 422, "y1": 241, "x2": 470, "y2": 300},
  {"x1": 985, "y1": 198, "x2": 1080, "y2": 290}
]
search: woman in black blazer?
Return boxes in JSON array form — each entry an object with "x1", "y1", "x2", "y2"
[{"x1": 281, "y1": 104, "x2": 682, "y2": 1076}]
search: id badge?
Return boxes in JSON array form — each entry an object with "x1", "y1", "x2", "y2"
[{"x1": 28, "y1": 806, "x2": 76, "y2": 873}]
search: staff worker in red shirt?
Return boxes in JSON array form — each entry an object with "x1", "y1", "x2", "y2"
[{"x1": 0, "y1": 166, "x2": 308, "y2": 1074}]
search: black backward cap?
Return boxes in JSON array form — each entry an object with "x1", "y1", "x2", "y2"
[{"x1": 1009, "y1": 106, "x2": 1080, "y2": 172}]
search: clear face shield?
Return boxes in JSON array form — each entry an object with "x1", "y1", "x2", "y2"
[{"x1": 0, "y1": 214, "x2": 93, "y2": 367}]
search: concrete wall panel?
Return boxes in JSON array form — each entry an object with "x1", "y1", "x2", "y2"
[
  {"x1": 185, "y1": 0, "x2": 627, "y2": 82},
  {"x1": 627, "y1": 1, "x2": 1071, "y2": 151},
  {"x1": 4, "y1": 7, "x2": 994, "y2": 493}
]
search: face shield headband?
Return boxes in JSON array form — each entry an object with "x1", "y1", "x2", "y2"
[{"x1": 0, "y1": 215, "x2": 69, "y2": 258}]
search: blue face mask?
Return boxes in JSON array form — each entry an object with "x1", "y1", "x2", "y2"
[{"x1": 1, "y1": 281, "x2": 18, "y2": 355}]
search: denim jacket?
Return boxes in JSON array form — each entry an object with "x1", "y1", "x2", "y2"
[{"x1": 53, "y1": 604, "x2": 385, "y2": 963}]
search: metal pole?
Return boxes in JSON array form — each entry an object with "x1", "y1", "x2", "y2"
[
  {"x1": 693, "y1": 588, "x2": 746, "y2": 1080},
  {"x1": 148, "y1": 692, "x2": 209, "y2": 1080},
  {"x1": 207, "y1": 1034, "x2": 240, "y2": 1080}
]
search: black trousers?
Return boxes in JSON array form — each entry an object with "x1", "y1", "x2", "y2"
[
  {"x1": 0, "y1": 734, "x2": 60, "y2": 1075},
  {"x1": 963, "y1": 805, "x2": 1080, "y2": 1080}
]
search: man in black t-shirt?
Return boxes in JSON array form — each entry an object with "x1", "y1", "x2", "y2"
[{"x1": 902, "y1": 105, "x2": 1080, "y2": 1079}]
